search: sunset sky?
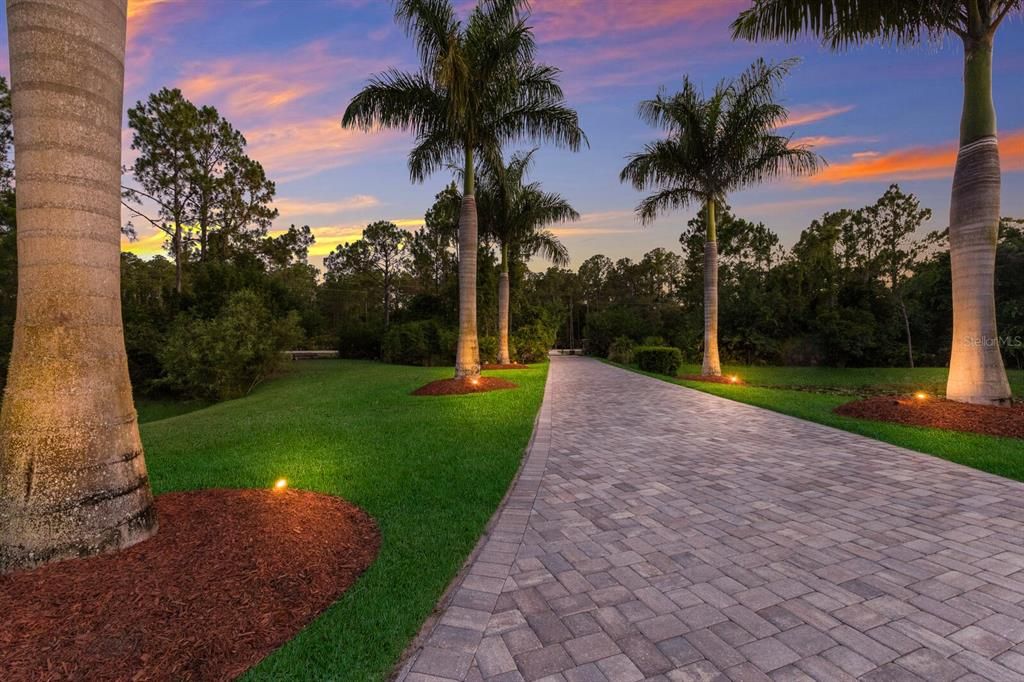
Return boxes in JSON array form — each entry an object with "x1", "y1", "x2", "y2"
[{"x1": 2, "y1": 0, "x2": 1023, "y2": 268}]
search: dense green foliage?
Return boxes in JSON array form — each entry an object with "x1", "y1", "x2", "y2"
[
  {"x1": 634, "y1": 346, "x2": 683, "y2": 376},
  {"x1": 620, "y1": 361, "x2": 1024, "y2": 482},
  {"x1": 563, "y1": 187, "x2": 1024, "y2": 370},
  {"x1": 141, "y1": 360, "x2": 547, "y2": 680}
]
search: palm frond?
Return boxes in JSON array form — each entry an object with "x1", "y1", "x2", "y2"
[
  {"x1": 393, "y1": 0, "x2": 461, "y2": 68},
  {"x1": 730, "y1": 0, "x2": 969, "y2": 48}
]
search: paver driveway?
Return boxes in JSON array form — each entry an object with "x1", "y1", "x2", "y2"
[{"x1": 401, "y1": 357, "x2": 1024, "y2": 681}]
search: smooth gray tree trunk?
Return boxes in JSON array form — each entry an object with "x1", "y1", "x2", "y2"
[{"x1": 0, "y1": 0, "x2": 158, "y2": 573}]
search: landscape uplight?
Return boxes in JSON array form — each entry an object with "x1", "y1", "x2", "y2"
[
  {"x1": 274, "y1": 478, "x2": 288, "y2": 491},
  {"x1": 915, "y1": 391, "x2": 928, "y2": 401},
  {"x1": 730, "y1": 375, "x2": 740, "y2": 384}
]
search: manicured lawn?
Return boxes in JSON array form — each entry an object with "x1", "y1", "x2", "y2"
[
  {"x1": 614, "y1": 362, "x2": 1024, "y2": 484},
  {"x1": 136, "y1": 398, "x2": 210, "y2": 424},
  {"x1": 140, "y1": 360, "x2": 547, "y2": 681},
  {"x1": 676, "y1": 362, "x2": 1024, "y2": 396}
]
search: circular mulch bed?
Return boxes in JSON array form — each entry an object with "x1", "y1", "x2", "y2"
[
  {"x1": 0, "y1": 488, "x2": 380, "y2": 682},
  {"x1": 835, "y1": 395, "x2": 1024, "y2": 439},
  {"x1": 679, "y1": 374, "x2": 745, "y2": 385},
  {"x1": 412, "y1": 376, "x2": 518, "y2": 396},
  {"x1": 482, "y1": 363, "x2": 530, "y2": 370}
]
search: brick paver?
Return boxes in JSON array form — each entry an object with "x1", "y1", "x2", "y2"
[{"x1": 399, "y1": 357, "x2": 1024, "y2": 681}]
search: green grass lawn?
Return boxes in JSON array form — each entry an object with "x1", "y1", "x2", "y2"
[
  {"x1": 139, "y1": 360, "x2": 547, "y2": 681},
  {"x1": 614, "y1": 361, "x2": 1024, "y2": 484}
]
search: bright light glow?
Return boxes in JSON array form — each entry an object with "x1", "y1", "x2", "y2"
[
  {"x1": 730, "y1": 375, "x2": 740, "y2": 384},
  {"x1": 915, "y1": 392, "x2": 927, "y2": 401},
  {"x1": 470, "y1": 377, "x2": 480, "y2": 385},
  {"x1": 274, "y1": 478, "x2": 288, "y2": 491}
]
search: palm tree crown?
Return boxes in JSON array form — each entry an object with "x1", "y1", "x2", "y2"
[
  {"x1": 620, "y1": 58, "x2": 822, "y2": 226},
  {"x1": 342, "y1": 0, "x2": 586, "y2": 193},
  {"x1": 477, "y1": 149, "x2": 576, "y2": 267}
]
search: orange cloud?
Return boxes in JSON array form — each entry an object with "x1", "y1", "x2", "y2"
[
  {"x1": 274, "y1": 195, "x2": 380, "y2": 218},
  {"x1": 244, "y1": 115, "x2": 402, "y2": 182},
  {"x1": 781, "y1": 105, "x2": 855, "y2": 128},
  {"x1": 792, "y1": 135, "x2": 875, "y2": 149},
  {"x1": 176, "y1": 40, "x2": 386, "y2": 118},
  {"x1": 810, "y1": 130, "x2": 1024, "y2": 184}
]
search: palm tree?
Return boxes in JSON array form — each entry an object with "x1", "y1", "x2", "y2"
[
  {"x1": 477, "y1": 150, "x2": 578, "y2": 364},
  {"x1": 0, "y1": 0, "x2": 157, "y2": 572},
  {"x1": 732, "y1": 1, "x2": 1022, "y2": 404},
  {"x1": 620, "y1": 59, "x2": 822, "y2": 376},
  {"x1": 342, "y1": 0, "x2": 585, "y2": 379}
]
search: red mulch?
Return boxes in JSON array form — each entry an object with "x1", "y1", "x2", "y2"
[
  {"x1": 835, "y1": 395, "x2": 1024, "y2": 439},
  {"x1": 0, "y1": 488, "x2": 380, "y2": 682},
  {"x1": 482, "y1": 363, "x2": 530, "y2": 370},
  {"x1": 412, "y1": 376, "x2": 518, "y2": 396},
  {"x1": 679, "y1": 374, "x2": 746, "y2": 385}
]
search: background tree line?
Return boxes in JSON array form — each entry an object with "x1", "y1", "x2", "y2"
[
  {"x1": 2, "y1": 78, "x2": 1023, "y2": 405},
  {"x1": 571, "y1": 187, "x2": 1024, "y2": 370}
]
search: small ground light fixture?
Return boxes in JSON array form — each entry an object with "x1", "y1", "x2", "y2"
[
  {"x1": 730, "y1": 375, "x2": 740, "y2": 384},
  {"x1": 274, "y1": 478, "x2": 288, "y2": 491},
  {"x1": 915, "y1": 391, "x2": 928, "y2": 401}
]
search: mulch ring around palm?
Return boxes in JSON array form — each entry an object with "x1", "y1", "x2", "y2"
[
  {"x1": 835, "y1": 395, "x2": 1024, "y2": 439},
  {"x1": 482, "y1": 363, "x2": 530, "y2": 370},
  {"x1": 413, "y1": 376, "x2": 518, "y2": 395},
  {"x1": 0, "y1": 488, "x2": 380, "y2": 682},
  {"x1": 679, "y1": 374, "x2": 746, "y2": 385}
]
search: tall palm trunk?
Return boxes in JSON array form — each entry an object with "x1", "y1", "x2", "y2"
[
  {"x1": 0, "y1": 0, "x2": 157, "y2": 573},
  {"x1": 497, "y1": 243, "x2": 511, "y2": 365},
  {"x1": 946, "y1": 33, "x2": 1011, "y2": 405},
  {"x1": 454, "y1": 146, "x2": 480, "y2": 378},
  {"x1": 702, "y1": 199, "x2": 722, "y2": 376}
]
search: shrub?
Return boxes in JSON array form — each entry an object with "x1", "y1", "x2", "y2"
[
  {"x1": 607, "y1": 336, "x2": 636, "y2": 364},
  {"x1": 338, "y1": 322, "x2": 381, "y2": 359},
  {"x1": 381, "y1": 320, "x2": 455, "y2": 366},
  {"x1": 513, "y1": 320, "x2": 556, "y2": 363},
  {"x1": 158, "y1": 289, "x2": 302, "y2": 401},
  {"x1": 478, "y1": 335, "x2": 498, "y2": 365},
  {"x1": 634, "y1": 346, "x2": 683, "y2": 376}
]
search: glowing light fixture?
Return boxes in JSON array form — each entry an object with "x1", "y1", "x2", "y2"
[
  {"x1": 914, "y1": 391, "x2": 927, "y2": 401},
  {"x1": 274, "y1": 478, "x2": 288, "y2": 491},
  {"x1": 729, "y1": 375, "x2": 740, "y2": 384}
]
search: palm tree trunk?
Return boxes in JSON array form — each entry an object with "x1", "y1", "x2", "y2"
[
  {"x1": 497, "y1": 243, "x2": 511, "y2": 365},
  {"x1": 946, "y1": 34, "x2": 1011, "y2": 405},
  {"x1": 702, "y1": 199, "x2": 722, "y2": 376},
  {"x1": 454, "y1": 146, "x2": 480, "y2": 378},
  {"x1": 0, "y1": 0, "x2": 157, "y2": 573}
]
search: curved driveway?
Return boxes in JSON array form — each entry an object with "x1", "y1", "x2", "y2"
[{"x1": 401, "y1": 357, "x2": 1024, "y2": 681}]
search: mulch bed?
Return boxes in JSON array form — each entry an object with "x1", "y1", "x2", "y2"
[
  {"x1": 412, "y1": 376, "x2": 518, "y2": 396},
  {"x1": 835, "y1": 395, "x2": 1024, "y2": 439},
  {"x1": 482, "y1": 363, "x2": 530, "y2": 370},
  {"x1": 0, "y1": 488, "x2": 380, "y2": 682},
  {"x1": 679, "y1": 374, "x2": 746, "y2": 385}
]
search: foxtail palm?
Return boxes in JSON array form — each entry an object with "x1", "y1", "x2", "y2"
[
  {"x1": 1, "y1": 0, "x2": 157, "y2": 572},
  {"x1": 342, "y1": 0, "x2": 585, "y2": 378},
  {"x1": 620, "y1": 59, "x2": 822, "y2": 376},
  {"x1": 732, "y1": 1, "x2": 1021, "y2": 403},
  {"x1": 477, "y1": 150, "x2": 577, "y2": 364}
]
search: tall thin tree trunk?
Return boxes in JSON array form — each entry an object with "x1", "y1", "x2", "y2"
[
  {"x1": 0, "y1": 0, "x2": 157, "y2": 573},
  {"x1": 946, "y1": 34, "x2": 1011, "y2": 405},
  {"x1": 454, "y1": 146, "x2": 479, "y2": 378},
  {"x1": 898, "y1": 294, "x2": 914, "y2": 369},
  {"x1": 497, "y1": 243, "x2": 511, "y2": 365},
  {"x1": 702, "y1": 199, "x2": 721, "y2": 376},
  {"x1": 174, "y1": 220, "x2": 182, "y2": 294}
]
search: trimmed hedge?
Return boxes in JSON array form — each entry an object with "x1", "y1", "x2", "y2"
[{"x1": 634, "y1": 346, "x2": 682, "y2": 376}]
